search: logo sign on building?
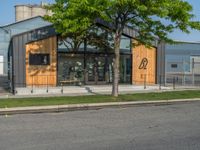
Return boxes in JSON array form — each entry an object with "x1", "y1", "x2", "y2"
[{"x1": 139, "y1": 58, "x2": 148, "y2": 69}]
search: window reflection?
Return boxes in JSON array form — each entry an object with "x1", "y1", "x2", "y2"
[
  {"x1": 58, "y1": 54, "x2": 84, "y2": 85},
  {"x1": 57, "y1": 26, "x2": 132, "y2": 85}
]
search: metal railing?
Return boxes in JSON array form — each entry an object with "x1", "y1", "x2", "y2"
[
  {"x1": 0, "y1": 73, "x2": 9, "y2": 93},
  {"x1": 165, "y1": 60, "x2": 200, "y2": 87},
  {"x1": 132, "y1": 74, "x2": 160, "y2": 89},
  {"x1": 11, "y1": 72, "x2": 200, "y2": 95},
  {"x1": 165, "y1": 73, "x2": 200, "y2": 86},
  {"x1": 13, "y1": 75, "x2": 56, "y2": 94}
]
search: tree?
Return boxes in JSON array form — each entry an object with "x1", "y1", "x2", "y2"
[{"x1": 45, "y1": 0, "x2": 200, "y2": 97}]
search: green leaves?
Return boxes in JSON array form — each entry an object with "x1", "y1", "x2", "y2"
[
  {"x1": 44, "y1": 0, "x2": 200, "y2": 47},
  {"x1": 43, "y1": 0, "x2": 200, "y2": 96}
]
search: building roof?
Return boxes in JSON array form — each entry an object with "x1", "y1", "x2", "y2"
[
  {"x1": 0, "y1": 16, "x2": 45, "y2": 28},
  {"x1": 15, "y1": 2, "x2": 49, "y2": 8},
  {"x1": 173, "y1": 40, "x2": 200, "y2": 45}
]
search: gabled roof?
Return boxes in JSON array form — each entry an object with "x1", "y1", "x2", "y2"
[
  {"x1": 0, "y1": 16, "x2": 51, "y2": 28},
  {"x1": 172, "y1": 40, "x2": 200, "y2": 44}
]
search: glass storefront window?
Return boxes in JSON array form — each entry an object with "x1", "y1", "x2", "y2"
[
  {"x1": 86, "y1": 26, "x2": 115, "y2": 53},
  {"x1": 57, "y1": 53, "x2": 132, "y2": 85},
  {"x1": 120, "y1": 55, "x2": 131, "y2": 83},
  {"x1": 120, "y1": 36, "x2": 131, "y2": 53},
  {"x1": 85, "y1": 56, "x2": 108, "y2": 84},
  {"x1": 58, "y1": 37, "x2": 84, "y2": 52},
  {"x1": 57, "y1": 26, "x2": 132, "y2": 85},
  {"x1": 58, "y1": 54, "x2": 84, "y2": 85}
]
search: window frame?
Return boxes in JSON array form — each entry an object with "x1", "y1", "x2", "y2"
[{"x1": 29, "y1": 53, "x2": 50, "y2": 66}]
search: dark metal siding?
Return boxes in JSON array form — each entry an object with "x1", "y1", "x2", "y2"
[
  {"x1": 156, "y1": 42, "x2": 165, "y2": 84},
  {"x1": 12, "y1": 35, "x2": 26, "y2": 87}
]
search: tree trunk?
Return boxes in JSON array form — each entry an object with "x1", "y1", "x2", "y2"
[{"x1": 112, "y1": 31, "x2": 121, "y2": 97}]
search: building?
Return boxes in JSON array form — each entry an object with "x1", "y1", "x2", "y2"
[
  {"x1": 0, "y1": 16, "x2": 52, "y2": 76},
  {"x1": 7, "y1": 19, "x2": 165, "y2": 93},
  {"x1": 15, "y1": 2, "x2": 52, "y2": 22},
  {"x1": 165, "y1": 41, "x2": 200, "y2": 85}
]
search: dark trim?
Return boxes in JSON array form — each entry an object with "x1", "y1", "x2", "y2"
[
  {"x1": 11, "y1": 42, "x2": 15, "y2": 94},
  {"x1": 56, "y1": 36, "x2": 59, "y2": 86},
  {"x1": 11, "y1": 24, "x2": 55, "y2": 39},
  {"x1": 171, "y1": 41, "x2": 200, "y2": 45},
  {"x1": 25, "y1": 35, "x2": 56, "y2": 45},
  {"x1": 58, "y1": 51, "x2": 131, "y2": 56},
  {"x1": 84, "y1": 39, "x2": 87, "y2": 84},
  {"x1": 130, "y1": 39, "x2": 133, "y2": 84},
  {"x1": 155, "y1": 47, "x2": 158, "y2": 84}
]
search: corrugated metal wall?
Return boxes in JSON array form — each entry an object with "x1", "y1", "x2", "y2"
[
  {"x1": 157, "y1": 41, "x2": 166, "y2": 84},
  {"x1": 12, "y1": 34, "x2": 26, "y2": 87}
]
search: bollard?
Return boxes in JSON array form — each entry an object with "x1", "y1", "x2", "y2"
[
  {"x1": 46, "y1": 76, "x2": 49, "y2": 93},
  {"x1": 173, "y1": 77, "x2": 176, "y2": 90},
  {"x1": 31, "y1": 76, "x2": 33, "y2": 93},
  {"x1": 61, "y1": 83, "x2": 63, "y2": 94},
  {"x1": 144, "y1": 74, "x2": 147, "y2": 89},
  {"x1": 159, "y1": 75, "x2": 162, "y2": 90}
]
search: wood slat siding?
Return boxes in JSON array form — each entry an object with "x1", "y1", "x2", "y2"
[
  {"x1": 132, "y1": 43, "x2": 156, "y2": 85},
  {"x1": 26, "y1": 36, "x2": 57, "y2": 86}
]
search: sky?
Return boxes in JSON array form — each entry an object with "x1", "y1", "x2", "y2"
[{"x1": 0, "y1": 0, "x2": 200, "y2": 42}]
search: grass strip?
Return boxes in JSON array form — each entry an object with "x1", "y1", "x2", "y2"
[{"x1": 0, "y1": 90, "x2": 200, "y2": 108}]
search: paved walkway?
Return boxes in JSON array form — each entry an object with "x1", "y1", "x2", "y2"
[
  {"x1": 13, "y1": 85, "x2": 171, "y2": 96},
  {"x1": 0, "y1": 84, "x2": 199, "y2": 99}
]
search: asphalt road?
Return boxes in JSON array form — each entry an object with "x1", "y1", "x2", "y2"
[{"x1": 0, "y1": 102, "x2": 200, "y2": 150}]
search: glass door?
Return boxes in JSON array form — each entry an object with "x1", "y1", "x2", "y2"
[
  {"x1": 86, "y1": 56, "x2": 106, "y2": 84},
  {"x1": 97, "y1": 57, "x2": 106, "y2": 82},
  {"x1": 86, "y1": 57, "x2": 96, "y2": 83},
  {"x1": 120, "y1": 55, "x2": 131, "y2": 83}
]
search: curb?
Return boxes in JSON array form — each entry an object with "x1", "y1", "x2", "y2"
[{"x1": 0, "y1": 98, "x2": 200, "y2": 115}]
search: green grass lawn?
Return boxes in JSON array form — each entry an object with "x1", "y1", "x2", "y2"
[{"x1": 0, "y1": 90, "x2": 200, "y2": 108}]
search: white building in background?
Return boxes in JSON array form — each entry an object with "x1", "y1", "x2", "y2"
[
  {"x1": 0, "y1": 55, "x2": 3, "y2": 75},
  {"x1": 0, "y1": 16, "x2": 52, "y2": 76},
  {"x1": 15, "y1": 2, "x2": 52, "y2": 22},
  {"x1": 0, "y1": 1, "x2": 52, "y2": 76},
  {"x1": 165, "y1": 41, "x2": 200, "y2": 85},
  {"x1": 190, "y1": 56, "x2": 200, "y2": 74}
]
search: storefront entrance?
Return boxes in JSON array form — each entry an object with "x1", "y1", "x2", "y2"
[
  {"x1": 86, "y1": 56, "x2": 106, "y2": 84},
  {"x1": 57, "y1": 53, "x2": 132, "y2": 85}
]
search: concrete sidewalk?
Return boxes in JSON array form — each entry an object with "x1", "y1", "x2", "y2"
[
  {"x1": 14, "y1": 85, "x2": 172, "y2": 96},
  {"x1": 1, "y1": 85, "x2": 200, "y2": 99},
  {"x1": 0, "y1": 98, "x2": 200, "y2": 115}
]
